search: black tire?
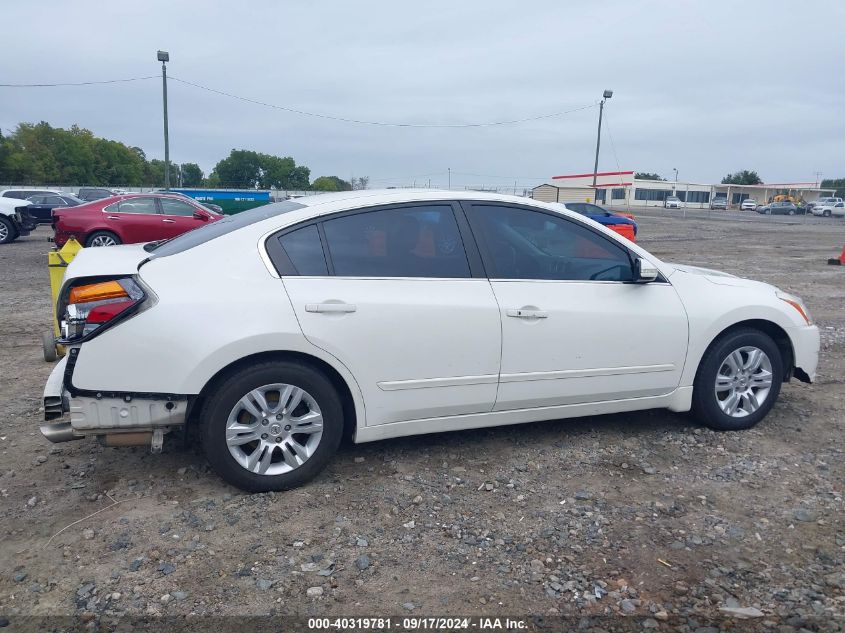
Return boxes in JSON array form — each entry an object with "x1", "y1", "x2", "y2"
[
  {"x1": 824, "y1": 210, "x2": 831, "y2": 217},
  {"x1": 691, "y1": 328, "x2": 783, "y2": 431},
  {"x1": 85, "y1": 230, "x2": 121, "y2": 247},
  {"x1": 42, "y1": 331, "x2": 58, "y2": 362},
  {"x1": 0, "y1": 217, "x2": 16, "y2": 244},
  {"x1": 201, "y1": 360, "x2": 343, "y2": 492}
]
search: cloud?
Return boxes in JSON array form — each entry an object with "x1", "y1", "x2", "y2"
[{"x1": 2, "y1": 0, "x2": 842, "y2": 187}]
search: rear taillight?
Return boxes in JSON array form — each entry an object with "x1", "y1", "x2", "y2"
[{"x1": 59, "y1": 277, "x2": 146, "y2": 342}]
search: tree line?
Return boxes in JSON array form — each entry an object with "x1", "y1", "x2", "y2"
[{"x1": 0, "y1": 121, "x2": 360, "y2": 192}]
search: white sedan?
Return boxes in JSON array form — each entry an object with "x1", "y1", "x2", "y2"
[{"x1": 41, "y1": 190, "x2": 820, "y2": 492}]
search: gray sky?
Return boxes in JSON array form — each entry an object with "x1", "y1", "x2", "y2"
[{"x1": 2, "y1": 0, "x2": 843, "y2": 189}]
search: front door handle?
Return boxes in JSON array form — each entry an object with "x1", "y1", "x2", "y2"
[
  {"x1": 106, "y1": 216, "x2": 120, "y2": 220},
  {"x1": 305, "y1": 303, "x2": 357, "y2": 314},
  {"x1": 162, "y1": 219, "x2": 176, "y2": 223},
  {"x1": 506, "y1": 308, "x2": 548, "y2": 319}
]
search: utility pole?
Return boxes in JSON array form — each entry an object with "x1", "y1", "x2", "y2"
[
  {"x1": 448, "y1": 167, "x2": 451, "y2": 190},
  {"x1": 157, "y1": 51, "x2": 171, "y2": 190},
  {"x1": 592, "y1": 89, "x2": 613, "y2": 188},
  {"x1": 814, "y1": 171, "x2": 822, "y2": 188}
]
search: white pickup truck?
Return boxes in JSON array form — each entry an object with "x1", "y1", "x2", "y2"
[
  {"x1": 0, "y1": 198, "x2": 35, "y2": 244},
  {"x1": 812, "y1": 200, "x2": 845, "y2": 218}
]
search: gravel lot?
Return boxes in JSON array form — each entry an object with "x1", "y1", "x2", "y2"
[{"x1": 1, "y1": 211, "x2": 844, "y2": 631}]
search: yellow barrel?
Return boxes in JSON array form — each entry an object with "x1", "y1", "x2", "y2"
[{"x1": 44, "y1": 238, "x2": 83, "y2": 361}]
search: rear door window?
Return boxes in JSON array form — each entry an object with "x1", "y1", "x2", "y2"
[{"x1": 321, "y1": 204, "x2": 471, "y2": 278}]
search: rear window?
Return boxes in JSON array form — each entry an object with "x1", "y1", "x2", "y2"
[{"x1": 146, "y1": 200, "x2": 305, "y2": 257}]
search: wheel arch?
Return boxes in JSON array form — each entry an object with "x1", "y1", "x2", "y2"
[
  {"x1": 189, "y1": 350, "x2": 361, "y2": 442},
  {"x1": 699, "y1": 319, "x2": 795, "y2": 382}
]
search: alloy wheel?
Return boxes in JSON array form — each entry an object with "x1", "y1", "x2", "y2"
[
  {"x1": 90, "y1": 235, "x2": 117, "y2": 247},
  {"x1": 714, "y1": 346, "x2": 773, "y2": 418},
  {"x1": 225, "y1": 383, "x2": 323, "y2": 475},
  {"x1": 0, "y1": 222, "x2": 8, "y2": 242}
]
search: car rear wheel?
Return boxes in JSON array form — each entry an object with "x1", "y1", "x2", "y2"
[
  {"x1": 0, "y1": 217, "x2": 17, "y2": 244},
  {"x1": 201, "y1": 360, "x2": 343, "y2": 492},
  {"x1": 691, "y1": 328, "x2": 783, "y2": 431},
  {"x1": 823, "y1": 210, "x2": 831, "y2": 217},
  {"x1": 86, "y1": 231, "x2": 121, "y2": 247}
]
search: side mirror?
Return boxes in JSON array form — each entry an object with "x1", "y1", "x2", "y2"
[
  {"x1": 193, "y1": 211, "x2": 209, "y2": 221},
  {"x1": 634, "y1": 257, "x2": 659, "y2": 283}
]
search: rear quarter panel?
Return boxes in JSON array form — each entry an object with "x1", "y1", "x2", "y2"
[{"x1": 68, "y1": 231, "x2": 366, "y2": 421}]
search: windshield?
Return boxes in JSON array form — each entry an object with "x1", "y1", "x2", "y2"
[{"x1": 145, "y1": 200, "x2": 306, "y2": 256}]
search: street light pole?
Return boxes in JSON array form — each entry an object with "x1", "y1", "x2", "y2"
[
  {"x1": 158, "y1": 50, "x2": 171, "y2": 190},
  {"x1": 673, "y1": 168, "x2": 678, "y2": 183},
  {"x1": 592, "y1": 90, "x2": 613, "y2": 189}
]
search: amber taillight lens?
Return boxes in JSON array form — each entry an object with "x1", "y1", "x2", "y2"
[{"x1": 59, "y1": 278, "x2": 146, "y2": 342}]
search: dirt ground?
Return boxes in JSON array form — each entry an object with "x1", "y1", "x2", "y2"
[{"x1": 1, "y1": 210, "x2": 844, "y2": 631}]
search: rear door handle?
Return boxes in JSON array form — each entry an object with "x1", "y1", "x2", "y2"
[
  {"x1": 305, "y1": 303, "x2": 357, "y2": 313},
  {"x1": 162, "y1": 219, "x2": 176, "y2": 223},
  {"x1": 106, "y1": 216, "x2": 120, "y2": 220},
  {"x1": 506, "y1": 308, "x2": 548, "y2": 319}
]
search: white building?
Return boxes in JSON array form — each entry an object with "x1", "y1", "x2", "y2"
[{"x1": 532, "y1": 171, "x2": 834, "y2": 208}]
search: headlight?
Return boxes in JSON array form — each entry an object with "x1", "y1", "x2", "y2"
[{"x1": 776, "y1": 291, "x2": 813, "y2": 325}]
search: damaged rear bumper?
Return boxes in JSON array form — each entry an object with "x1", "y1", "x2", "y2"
[{"x1": 41, "y1": 351, "x2": 188, "y2": 443}]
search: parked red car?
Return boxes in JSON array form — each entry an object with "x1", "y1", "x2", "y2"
[{"x1": 53, "y1": 194, "x2": 223, "y2": 247}]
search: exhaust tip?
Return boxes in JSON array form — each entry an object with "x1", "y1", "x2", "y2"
[{"x1": 40, "y1": 422, "x2": 82, "y2": 443}]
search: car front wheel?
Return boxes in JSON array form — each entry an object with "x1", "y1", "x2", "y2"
[
  {"x1": 0, "y1": 217, "x2": 17, "y2": 244},
  {"x1": 691, "y1": 328, "x2": 783, "y2": 431},
  {"x1": 201, "y1": 360, "x2": 343, "y2": 492}
]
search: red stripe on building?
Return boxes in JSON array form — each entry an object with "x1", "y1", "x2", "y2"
[{"x1": 552, "y1": 170, "x2": 634, "y2": 180}]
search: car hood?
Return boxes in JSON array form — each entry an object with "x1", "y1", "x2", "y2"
[
  {"x1": 0, "y1": 198, "x2": 31, "y2": 211},
  {"x1": 64, "y1": 243, "x2": 150, "y2": 281},
  {"x1": 667, "y1": 263, "x2": 774, "y2": 289}
]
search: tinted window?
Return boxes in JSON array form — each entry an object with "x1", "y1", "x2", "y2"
[
  {"x1": 3, "y1": 191, "x2": 29, "y2": 199},
  {"x1": 279, "y1": 225, "x2": 328, "y2": 275},
  {"x1": 28, "y1": 195, "x2": 47, "y2": 204},
  {"x1": 148, "y1": 200, "x2": 305, "y2": 256},
  {"x1": 322, "y1": 205, "x2": 470, "y2": 278},
  {"x1": 564, "y1": 202, "x2": 586, "y2": 215},
  {"x1": 116, "y1": 198, "x2": 159, "y2": 214},
  {"x1": 467, "y1": 205, "x2": 633, "y2": 282},
  {"x1": 45, "y1": 196, "x2": 65, "y2": 205},
  {"x1": 160, "y1": 198, "x2": 197, "y2": 216}
]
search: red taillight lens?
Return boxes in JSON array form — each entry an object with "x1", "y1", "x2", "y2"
[
  {"x1": 86, "y1": 299, "x2": 138, "y2": 324},
  {"x1": 59, "y1": 278, "x2": 146, "y2": 342}
]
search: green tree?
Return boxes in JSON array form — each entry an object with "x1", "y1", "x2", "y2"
[
  {"x1": 0, "y1": 121, "x2": 146, "y2": 186},
  {"x1": 179, "y1": 163, "x2": 204, "y2": 187},
  {"x1": 312, "y1": 176, "x2": 352, "y2": 192},
  {"x1": 721, "y1": 170, "x2": 763, "y2": 185},
  {"x1": 210, "y1": 149, "x2": 310, "y2": 189},
  {"x1": 145, "y1": 159, "x2": 180, "y2": 188},
  {"x1": 211, "y1": 150, "x2": 263, "y2": 188},
  {"x1": 820, "y1": 178, "x2": 845, "y2": 198},
  {"x1": 635, "y1": 172, "x2": 665, "y2": 181}
]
